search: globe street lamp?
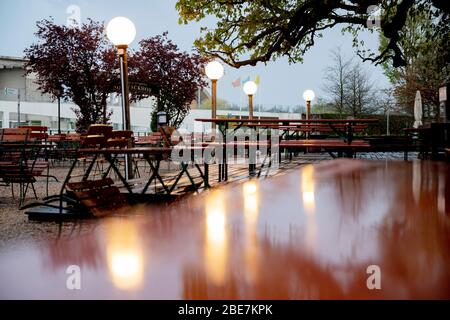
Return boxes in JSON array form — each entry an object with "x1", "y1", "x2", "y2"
[
  {"x1": 303, "y1": 90, "x2": 316, "y2": 120},
  {"x1": 107, "y1": 16, "x2": 136, "y2": 180},
  {"x1": 243, "y1": 81, "x2": 258, "y2": 119},
  {"x1": 205, "y1": 61, "x2": 224, "y2": 130},
  {"x1": 107, "y1": 16, "x2": 136, "y2": 131}
]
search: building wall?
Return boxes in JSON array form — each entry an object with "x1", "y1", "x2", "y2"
[
  {"x1": 0, "y1": 69, "x2": 26, "y2": 102},
  {"x1": 0, "y1": 100, "x2": 153, "y2": 133}
]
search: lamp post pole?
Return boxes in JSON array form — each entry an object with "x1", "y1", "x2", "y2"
[
  {"x1": 248, "y1": 94, "x2": 254, "y2": 119},
  {"x1": 211, "y1": 79, "x2": 217, "y2": 131},
  {"x1": 118, "y1": 45, "x2": 133, "y2": 180},
  {"x1": 306, "y1": 100, "x2": 311, "y2": 120},
  {"x1": 17, "y1": 89, "x2": 21, "y2": 127},
  {"x1": 118, "y1": 46, "x2": 131, "y2": 131},
  {"x1": 57, "y1": 95, "x2": 61, "y2": 134}
]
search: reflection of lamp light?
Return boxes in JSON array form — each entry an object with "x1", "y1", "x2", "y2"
[
  {"x1": 205, "y1": 190, "x2": 227, "y2": 285},
  {"x1": 243, "y1": 181, "x2": 259, "y2": 223},
  {"x1": 243, "y1": 81, "x2": 258, "y2": 119},
  {"x1": 243, "y1": 181, "x2": 260, "y2": 284},
  {"x1": 105, "y1": 220, "x2": 144, "y2": 290},
  {"x1": 301, "y1": 165, "x2": 317, "y2": 251},
  {"x1": 302, "y1": 191, "x2": 315, "y2": 205},
  {"x1": 301, "y1": 165, "x2": 316, "y2": 214},
  {"x1": 110, "y1": 251, "x2": 143, "y2": 289},
  {"x1": 205, "y1": 61, "x2": 224, "y2": 130},
  {"x1": 303, "y1": 89, "x2": 315, "y2": 120}
]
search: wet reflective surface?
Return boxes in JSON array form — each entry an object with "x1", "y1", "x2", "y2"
[{"x1": 0, "y1": 159, "x2": 449, "y2": 299}]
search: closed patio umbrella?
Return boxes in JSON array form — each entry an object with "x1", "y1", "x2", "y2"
[{"x1": 413, "y1": 90, "x2": 423, "y2": 128}]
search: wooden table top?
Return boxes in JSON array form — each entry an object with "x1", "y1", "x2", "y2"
[
  {"x1": 0, "y1": 159, "x2": 448, "y2": 299},
  {"x1": 196, "y1": 118, "x2": 379, "y2": 124}
]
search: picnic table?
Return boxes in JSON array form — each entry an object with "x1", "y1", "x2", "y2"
[
  {"x1": 23, "y1": 146, "x2": 212, "y2": 218},
  {"x1": 2, "y1": 159, "x2": 448, "y2": 299},
  {"x1": 196, "y1": 118, "x2": 378, "y2": 180},
  {"x1": 195, "y1": 118, "x2": 378, "y2": 143},
  {"x1": 62, "y1": 147, "x2": 209, "y2": 195}
]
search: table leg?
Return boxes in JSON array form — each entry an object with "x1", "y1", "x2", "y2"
[
  {"x1": 82, "y1": 154, "x2": 98, "y2": 181},
  {"x1": 59, "y1": 156, "x2": 79, "y2": 214},
  {"x1": 105, "y1": 154, "x2": 134, "y2": 195},
  {"x1": 102, "y1": 154, "x2": 118, "y2": 180},
  {"x1": 143, "y1": 155, "x2": 170, "y2": 195}
]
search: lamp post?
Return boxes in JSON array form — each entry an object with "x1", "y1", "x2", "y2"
[
  {"x1": 107, "y1": 17, "x2": 136, "y2": 131},
  {"x1": 303, "y1": 90, "x2": 316, "y2": 120},
  {"x1": 107, "y1": 16, "x2": 136, "y2": 180},
  {"x1": 205, "y1": 61, "x2": 224, "y2": 131},
  {"x1": 243, "y1": 81, "x2": 258, "y2": 120}
]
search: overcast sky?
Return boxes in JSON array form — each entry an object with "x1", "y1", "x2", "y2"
[{"x1": 0, "y1": 0, "x2": 390, "y2": 107}]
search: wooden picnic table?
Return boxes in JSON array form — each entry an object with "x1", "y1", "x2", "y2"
[
  {"x1": 196, "y1": 118, "x2": 378, "y2": 181},
  {"x1": 23, "y1": 146, "x2": 212, "y2": 218},
  {"x1": 2, "y1": 159, "x2": 449, "y2": 299},
  {"x1": 60, "y1": 147, "x2": 209, "y2": 197}
]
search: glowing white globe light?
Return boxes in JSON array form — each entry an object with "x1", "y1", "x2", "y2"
[
  {"x1": 303, "y1": 89, "x2": 316, "y2": 102},
  {"x1": 243, "y1": 81, "x2": 258, "y2": 96},
  {"x1": 205, "y1": 61, "x2": 224, "y2": 80},
  {"x1": 106, "y1": 17, "x2": 136, "y2": 47}
]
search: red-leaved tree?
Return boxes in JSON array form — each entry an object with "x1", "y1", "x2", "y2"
[
  {"x1": 130, "y1": 32, "x2": 207, "y2": 129},
  {"x1": 25, "y1": 19, "x2": 118, "y2": 132}
]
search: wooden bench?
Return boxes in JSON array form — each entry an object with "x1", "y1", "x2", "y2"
[
  {"x1": 278, "y1": 124, "x2": 368, "y2": 133},
  {"x1": 0, "y1": 128, "x2": 31, "y2": 142},
  {"x1": 280, "y1": 139, "x2": 371, "y2": 158},
  {"x1": 19, "y1": 126, "x2": 48, "y2": 142},
  {"x1": 66, "y1": 178, "x2": 129, "y2": 217},
  {"x1": 280, "y1": 139, "x2": 370, "y2": 148}
]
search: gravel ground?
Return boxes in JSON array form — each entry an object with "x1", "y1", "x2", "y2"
[{"x1": 0, "y1": 159, "x2": 167, "y2": 248}]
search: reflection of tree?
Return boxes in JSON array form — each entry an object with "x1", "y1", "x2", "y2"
[
  {"x1": 42, "y1": 225, "x2": 103, "y2": 271},
  {"x1": 375, "y1": 161, "x2": 450, "y2": 298},
  {"x1": 315, "y1": 160, "x2": 377, "y2": 220},
  {"x1": 181, "y1": 160, "x2": 450, "y2": 299}
]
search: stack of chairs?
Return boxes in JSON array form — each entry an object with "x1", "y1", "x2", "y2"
[
  {"x1": 19, "y1": 126, "x2": 57, "y2": 196},
  {"x1": 0, "y1": 128, "x2": 37, "y2": 205}
]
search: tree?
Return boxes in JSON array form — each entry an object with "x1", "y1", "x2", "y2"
[
  {"x1": 176, "y1": 0, "x2": 449, "y2": 69},
  {"x1": 375, "y1": 87, "x2": 393, "y2": 114},
  {"x1": 25, "y1": 19, "x2": 118, "y2": 131},
  {"x1": 380, "y1": 3, "x2": 450, "y2": 120},
  {"x1": 323, "y1": 49, "x2": 352, "y2": 117},
  {"x1": 323, "y1": 50, "x2": 377, "y2": 117},
  {"x1": 345, "y1": 61, "x2": 377, "y2": 116},
  {"x1": 130, "y1": 33, "x2": 207, "y2": 129}
]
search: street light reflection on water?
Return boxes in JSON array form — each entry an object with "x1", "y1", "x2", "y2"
[
  {"x1": 301, "y1": 165, "x2": 318, "y2": 251},
  {"x1": 301, "y1": 165, "x2": 316, "y2": 214},
  {"x1": 243, "y1": 180, "x2": 260, "y2": 284},
  {"x1": 204, "y1": 189, "x2": 228, "y2": 285},
  {"x1": 104, "y1": 220, "x2": 145, "y2": 291}
]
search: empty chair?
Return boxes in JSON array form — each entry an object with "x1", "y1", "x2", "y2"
[
  {"x1": 0, "y1": 128, "x2": 31, "y2": 142},
  {"x1": 18, "y1": 126, "x2": 48, "y2": 142}
]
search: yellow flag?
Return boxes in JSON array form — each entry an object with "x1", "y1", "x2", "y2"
[{"x1": 255, "y1": 75, "x2": 261, "y2": 86}]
